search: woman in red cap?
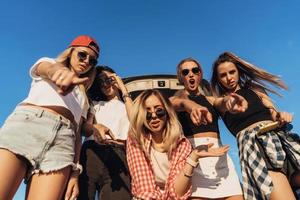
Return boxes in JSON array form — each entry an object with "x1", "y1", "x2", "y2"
[{"x1": 0, "y1": 35, "x2": 99, "y2": 200}]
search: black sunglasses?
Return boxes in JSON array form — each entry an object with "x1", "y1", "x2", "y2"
[
  {"x1": 181, "y1": 67, "x2": 200, "y2": 76},
  {"x1": 146, "y1": 108, "x2": 167, "y2": 121},
  {"x1": 77, "y1": 51, "x2": 98, "y2": 66},
  {"x1": 98, "y1": 77, "x2": 114, "y2": 87}
]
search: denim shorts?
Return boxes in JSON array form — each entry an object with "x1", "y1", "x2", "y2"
[{"x1": 0, "y1": 106, "x2": 76, "y2": 182}]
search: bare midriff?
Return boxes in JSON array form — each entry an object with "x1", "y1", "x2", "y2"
[{"x1": 187, "y1": 131, "x2": 219, "y2": 139}]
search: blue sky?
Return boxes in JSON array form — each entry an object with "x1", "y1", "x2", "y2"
[{"x1": 1, "y1": 0, "x2": 300, "y2": 199}]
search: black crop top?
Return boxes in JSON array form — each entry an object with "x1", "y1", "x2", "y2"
[
  {"x1": 177, "y1": 94, "x2": 219, "y2": 137},
  {"x1": 222, "y1": 88, "x2": 273, "y2": 136}
]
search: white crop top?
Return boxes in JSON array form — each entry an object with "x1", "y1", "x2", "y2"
[
  {"x1": 22, "y1": 57, "x2": 86, "y2": 124},
  {"x1": 85, "y1": 99, "x2": 130, "y2": 141}
]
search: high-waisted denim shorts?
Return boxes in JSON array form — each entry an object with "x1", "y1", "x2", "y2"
[{"x1": 0, "y1": 106, "x2": 76, "y2": 181}]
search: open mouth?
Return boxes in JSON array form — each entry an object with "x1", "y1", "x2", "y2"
[
  {"x1": 187, "y1": 78, "x2": 197, "y2": 89},
  {"x1": 189, "y1": 79, "x2": 195, "y2": 85}
]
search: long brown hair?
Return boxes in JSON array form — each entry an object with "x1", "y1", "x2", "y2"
[{"x1": 211, "y1": 52, "x2": 288, "y2": 96}]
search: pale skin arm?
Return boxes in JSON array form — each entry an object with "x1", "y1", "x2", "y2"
[
  {"x1": 111, "y1": 73, "x2": 133, "y2": 119},
  {"x1": 173, "y1": 144, "x2": 229, "y2": 196},
  {"x1": 169, "y1": 95, "x2": 213, "y2": 126},
  {"x1": 64, "y1": 117, "x2": 84, "y2": 200},
  {"x1": 253, "y1": 87, "x2": 293, "y2": 125},
  {"x1": 211, "y1": 93, "x2": 248, "y2": 114},
  {"x1": 35, "y1": 61, "x2": 89, "y2": 95}
]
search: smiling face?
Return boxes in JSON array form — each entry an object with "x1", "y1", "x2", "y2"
[
  {"x1": 179, "y1": 61, "x2": 202, "y2": 95},
  {"x1": 144, "y1": 94, "x2": 167, "y2": 136},
  {"x1": 98, "y1": 70, "x2": 118, "y2": 100},
  {"x1": 69, "y1": 47, "x2": 98, "y2": 75},
  {"x1": 217, "y1": 61, "x2": 240, "y2": 92}
]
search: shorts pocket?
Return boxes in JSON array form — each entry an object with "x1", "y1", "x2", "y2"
[{"x1": 6, "y1": 110, "x2": 37, "y2": 123}]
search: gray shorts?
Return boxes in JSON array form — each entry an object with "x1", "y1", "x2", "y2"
[{"x1": 0, "y1": 106, "x2": 76, "y2": 182}]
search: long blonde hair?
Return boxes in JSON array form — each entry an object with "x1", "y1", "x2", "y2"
[
  {"x1": 55, "y1": 47, "x2": 74, "y2": 67},
  {"x1": 129, "y1": 89, "x2": 183, "y2": 157},
  {"x1": 211, "y1": 51, "x2": 288, "y2": 96}
]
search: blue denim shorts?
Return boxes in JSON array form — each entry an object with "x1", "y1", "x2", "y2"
[{"x1": 0, "y1": 106, "x2": 76, "y2": 181}]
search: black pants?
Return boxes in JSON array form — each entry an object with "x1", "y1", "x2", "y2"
[{"x1": 78, "y1": 140, "x2": 131, "y2": 200}]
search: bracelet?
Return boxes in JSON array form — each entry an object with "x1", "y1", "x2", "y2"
[
  {"x1": 72, "y1": 163, "x2": 83, "y2": 174},
  {"x1": 183, "y1": 168, "x2": 193, "y2": 178},
  {"x1": 186, "y1": 156, "x2": 199, "y2": 168},
  {"x1": 122, "y1": 93, "x2": 131, "y2": 99}
]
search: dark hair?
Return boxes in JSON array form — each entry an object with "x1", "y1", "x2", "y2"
[{"x1": 88, "y1": 65, "x2": 116, "y2": 101}]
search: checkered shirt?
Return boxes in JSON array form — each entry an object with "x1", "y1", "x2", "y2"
[
  {"x1": 237, "y1": 124, "x2": 300, "y2": 200},
  {"x1": 126, "y1": 135, "x2": 192, "y2": 200}
]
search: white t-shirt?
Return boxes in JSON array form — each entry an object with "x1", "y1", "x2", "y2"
[
  {"x1": 22, "y1": 57, "x2": 86, "y2": 124},
  {"x1": 85, "y1": 99, "x2": 130, "y2": 141}
]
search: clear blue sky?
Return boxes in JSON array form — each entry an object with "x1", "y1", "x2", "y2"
[{"x1": 1, "y1": 0, "x2": 300, "y2": 199}]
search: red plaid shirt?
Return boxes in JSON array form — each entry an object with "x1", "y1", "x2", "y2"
[{"x1": 126, "y1": 134, "x2": 192, "y2": 200}]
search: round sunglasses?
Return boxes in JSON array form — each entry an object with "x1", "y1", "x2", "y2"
[
  {"x1": 181, "y1": 67, "x2": 200, "y2": 76},
  {"x1": 76, "y1": 51, "x2": 98, "y2": 66},
  {"x1": 98, "y1": 77, "x2": 115, "y2": 87},
  {"x1": 146, "y1": 108, "x2": 167, "y2": 121}
]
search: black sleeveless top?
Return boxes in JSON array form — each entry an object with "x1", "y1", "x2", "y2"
[
  {"x1": 222, "y1": 88, "x2": 273, "y2": 136},
  {"x1": 177, "y1": 94, "x2": 219, "y2": 137}
]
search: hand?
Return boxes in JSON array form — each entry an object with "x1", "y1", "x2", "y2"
[
  {"x1": 225, "y1": 93, "x2": 248, "y2": 113},
  {"x1": 64, "y1": 172, "x2": 79, "y2": 200},
  {"x1": 48, "y1": 65, "x2": 89, "y2": 95},
  {"x1": 190, "y1": 143, "x2": 229, "y2": 160},
  {"x1": 93, "y1": 124, "x2": 117, "y2": 143},
  {"x1": 190, "y1": 105, "x2": 212, "y2": 126},
  {"x1": 110, "y1": 73, "x2": 128, "y2": 94}
]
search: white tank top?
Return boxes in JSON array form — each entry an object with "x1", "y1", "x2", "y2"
[
  {"x1": 22, "y1": 57, "x2": 86, "y2": 124},
  {"x1": 150, "y1": 147, "x2": 170, "y2": 189}
]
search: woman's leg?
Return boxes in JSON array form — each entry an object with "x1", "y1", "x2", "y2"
[
  {"x1": 100, "y1": 145, "x2": 131, "y2": 200},
  {"x1": 25, "y1": 166, "x2": 71, "y2": 200},
  {"x1": 269, "y1": 170, "x2": 296, "y2": 200},
  {"x1": 0, "y1": 149, "x2": 27, "y2": 200},
  {"x1": 78, "y1": 141, "x2": 101, "y2": 200}
]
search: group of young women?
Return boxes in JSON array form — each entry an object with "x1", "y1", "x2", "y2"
[{"x1": 0, "y1": 35, "x2": 299, "y2": 200}]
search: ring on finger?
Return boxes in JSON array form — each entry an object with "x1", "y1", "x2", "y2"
[{"x1": 59, "y1": 76, "x2": 64, "y2": 80}]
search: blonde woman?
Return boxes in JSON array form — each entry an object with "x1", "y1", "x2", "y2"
[
  {"x1": 0, "y1": 35, "x2": 99, "y2": 200},
  {"x1": 126, "y1": 89, "x2": 229, "y2": 200},
  {"x1": 211, "y1": 52, "x2": 300, "y2": 200}
]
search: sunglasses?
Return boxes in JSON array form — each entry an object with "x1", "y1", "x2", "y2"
[
  {"x1": 98, "y1": 77, "x2": 114, "y2": 87},
  {"x1": 146, "y1": 108, "x2": 167, "y2": 121},
  {"x1": 77, "y1": 51, "x2": 98, "y2": 66},
  {"x1": 181, "y1": 67, "x2": 200, "y2": 76}
]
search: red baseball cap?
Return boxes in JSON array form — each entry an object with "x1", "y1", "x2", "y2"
[{"x1": 70, "y1": 35, "x2": 100, "y2": 56}]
